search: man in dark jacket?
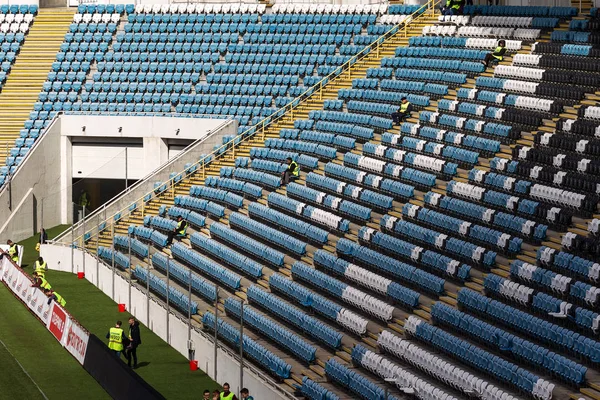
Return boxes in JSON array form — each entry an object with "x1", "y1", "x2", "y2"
[{"x1": 126, "y1": 316, "x2": 142, "y2": 368}]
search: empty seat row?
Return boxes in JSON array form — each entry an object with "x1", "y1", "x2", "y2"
[
  {"x1": 151, "y1": 252, "x2": 217, "y2": 302},
  {"x1": 269, "y1": 273, "x2": 368, "y2": 336},
  {"x1": 325, "y1": 358, "x2": 401, "y2": 400},
  {"x1": 513, "y1": 145, "x2": 600, "y2": 179},
  {"x1": 306, "y1": 171, "x2": 394, "y2": 212},
  {"x1": 291, "y1": 261, "x2": 395, "y2": 321},
  {"x1": 336, "y1": 237, "x2": 445, "y2": 295},
  {"x1": 538, "y1": 247, "x2": 600, "y2": 283},
  {"x1": 314, "y1": 249, "x2": 420, "y2": 309},
  {"x1": 401, "y1": 203, "x2": 522, "y2": 253},
  {"x1": 463, "y1": 5, "x2": 575, "y2": 17},
  {"x1": 202, "y1": 312, "x2": 291, "y2": 379},
  {"x1": 358, "y1": 226, "x2": 471, "y2": 280},
  {"x1": 420, "y1": 111, "x2": 517, "y2": 140},
  {"x1": 476, "y1": 76, "x2": 585, "y2": 101},
  {"x1": 343, "y1": 151, "x2": 436, "y2": 189},
  {"x1": 174, "y1": 195, "x2": 225, "y2": 218},
  {"x1": 97, "y1": 246, "x2": 130, "y2": 269},
  {"x1": 397, "y1": 123, "x2": 500, "y2": 154},
  {"x1": 280, "y1": 183, "x2": 366, "y2": 226},
  {"x1": 489, "y1": 157, "x2": 600, "y2": 199},
  {"x1": 458, "y1": 288, "x2": 600, "y2": 364},
  {"x1": 468, "y1": 168, "x2": 595, "y2": 212},
  {"x1": 362, "y1": 142, "x2": 458, "y2": 176},
  {"x1": 171, "y1": 242, "x2": 241, "y2": 290},
  {"x1": 247, "y1": 285, "x2": 342, "y2": 349},
  {"x1": 404, "y1": 315, "x2": 554, "y2": 398},
  {"x1": 325, "y1": 160, "x2": 416, "y2": 199},
  {"x1": 352, "y1": 344, "x2": 457, "y2": 400},
  {"x1": 424, "y1": 191, "x2": 548, "y2": 241},
  {"x1": 133, "y1": 266, "x2": 198, "y2": 314},
  {"x1": 281, "y1": 128, "x2": 356, "y2": 150},
  {"x1": 446, "y1": 181, "x2": 571, "y2": 226},
  {"x1": 431, "y1": 303, "x2": 586, "y2": 386},
  {"x1": 378, "y1": 330, "x2": 518, "y2": 400},
  {"x1": 224, "y1": 297, "x2": 317, "y2": 364},
  {"x1": 209, "y1": 222, "x2": 285, "y2": 267},
  {"x1": 381, "y1": 130, "x2": 479, "y2": 165},
  {"x1": 265, "y1": 138, "x2": 337, "y2": 161},
  {"x1": 221, "y1": 166, "x2": 281, "y2": 189}
]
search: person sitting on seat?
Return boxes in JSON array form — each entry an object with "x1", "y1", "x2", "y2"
[
  {"x1": 441, "y1": 0, "x2": 463, "y2": 15},
  {"x1": 391, "y1": 97, "x2": 413, "y2": 125},
  {"x1": 482, "y1": 40, "x2": 506, "y2": 68},
  {"x1": 166, "y1": 216, "x2": 188, "y2": 245},
  {"x1": 281, "y1": 157, "x2": 299, "y2": 185}
]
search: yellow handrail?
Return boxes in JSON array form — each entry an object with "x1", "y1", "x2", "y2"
[{"x1": 65, "y1": 0, "x2": 440, "y2": 245}]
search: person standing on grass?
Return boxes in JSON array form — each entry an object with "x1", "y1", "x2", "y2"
[
  {"x1": 240, "y1": 388, "x2": 253, "y2": 400},
  {"x1": 220, "y1": 383, "x2": 238, "y2": 400},
  {"x1": 126, "y1": 316, "x2": 141, "y2": 368},
  {"x1": 203, "y1": 390, "x2": 211, "y2": 400},
  {"x1": 34, "y1": 257, "x2": 47, "y2": 279},
  {"x1": 106, "y1": 321, "x2": 126, "y2": 358},
  {"x1": 212, "y1": 390, "x2": 221, "y2": 400}
]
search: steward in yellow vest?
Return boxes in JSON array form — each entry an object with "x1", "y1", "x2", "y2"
[
  {"x1": 107, "y1": 321, "x2": 125, "y2": 356},
  {"x1": 483, "y1": 40, "x2": 507, "y2": 67},
  {"x1": 35, "y1": 257, "x2": 47, "y2": 279},
  {"x1": 5, "y1": 240, "x2": 18, "y2": 263},
  {"x1": 220, "y1": 383, "x2": 236, "y2": 400},
  {"x1": 282, "y1": 157, "x2": 300, "y2": 185},
  {"x1": 392, "y1": 97, "x2": 413, "y2": 124}
]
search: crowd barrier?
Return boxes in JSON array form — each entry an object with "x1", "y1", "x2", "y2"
[{"x1": 0, "y1": 257, "x2": 164, "y2": 400}]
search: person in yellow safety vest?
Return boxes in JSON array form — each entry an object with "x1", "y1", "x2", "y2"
[
  {"x1": 106, "y1": 321, "x2": 127, "y2": 358},
  {"x1": 483, "y1": 40, "x2": 507, "y2": 68},
  {"x1": 282, "y1": 157, "x2": 300, "y2": 185},
  {"x1": 34, "y1": 257, "x2": 47, "y2": 279},
  {"x1": 219, "y1": 383, "x2": 238, "y2": 400},
  {"x1": 167, "y1": 216, "x2": 188, "y2": 246},
  {"x1": 441, "y1": 0, "x2": 463, "y2": 15},
  {"x1": 44, "y1": 289, "x2": 66, "y2": 307},
  {"x1": 2, "y1": 240, "x2": 19, "y2": 263},
  {"x1": 79, "y1": 189, "x2": 90, "y2": 209},
  {"x1": 391, "y1": 97, "x2": 413, "y2": 125},
  {"x1": 32, "y1": 273, "x2": 51, "y2": 290}
]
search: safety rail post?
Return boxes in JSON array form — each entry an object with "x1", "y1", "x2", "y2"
[
  {"x1": 96, "y1": 213, "x2": 100, "y2": 287},
  {"x1": 128, "y1": 231, "x2": 132, "y2": 314},
  {"x1": 214, "y1": 287, "x2": 218, "y2": 382},
  {"x1": 111, "y1": 222, "x2": 115, "y2": 300},
  {"x1": 166, "y1": 257, "x2": 170, "y2": 344},
  {"x1": 82, "y1": 206, "x2": 86, "y2": 275},
  {"x1": 147, "y1": 244, "x2": 151, "y2": 325},
  {"x1": 71, "y1": 222, "x2": 75, "y2": 273}
]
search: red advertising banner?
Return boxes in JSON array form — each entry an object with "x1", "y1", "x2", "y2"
[
  {"x1": 47, "y1": 302, "x2": 69, "y2": 343},
  {"x1": 1, "y1": 256, "x2": 89, "y2": 366}
]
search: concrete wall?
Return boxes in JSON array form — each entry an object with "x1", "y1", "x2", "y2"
[
  {"x1": 41, "y1": 244, "x2": 294, "y2": 400},
  {"x1": 0, "y1": 118, "x2": 64, "y2": 242},
  {"x1": 55, "y1": 116, "x2": 235, "y2": 243},
  {"x1": 0, "y1": 114, "x2": 235, "y2": 243}
]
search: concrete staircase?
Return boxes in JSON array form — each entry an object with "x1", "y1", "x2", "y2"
[
  {"x1": 0, "y1": 8, "x2": 73, "y2": 164},
  {"x1": 90, "y1": 13, "x2": 440, "y2": 250}
]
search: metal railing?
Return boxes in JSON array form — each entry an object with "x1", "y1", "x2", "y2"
[
  {"x1": 53, "y1": 241, "x2": 296, "y2": 399},
  {"x1": 55, "y1": 0, "x2": 439, "y2": 245}
]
